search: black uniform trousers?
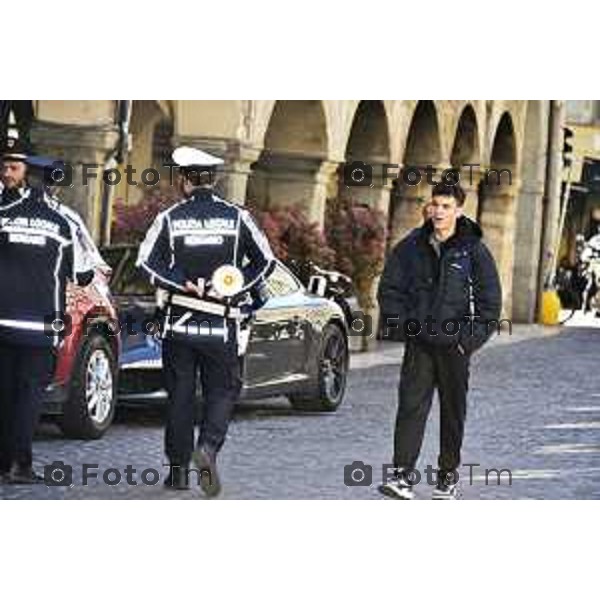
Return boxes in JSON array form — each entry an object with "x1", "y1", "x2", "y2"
[
  {"x1": 0, "y1": 341, "x2": 56, "y2": 472},
  {"x1": 162, "y1": 336, "x2": 242, "y2": 467},
  {"x1": 393, "y1": 340, "x2": 470, "y2": 477}
]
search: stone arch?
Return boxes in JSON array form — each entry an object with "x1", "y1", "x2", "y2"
[
  {"x1": 338, "y1": 100, "x2": 391, "y2": 212},
  {"x1": 451, "y1": 104, "x2": 480, "y2": 165},
  {"x1": 262, "y1": 100, "x2": 328, "y2": 158},
  {"x1": 478, "y1": 110, "x2": 519, "y2": 317},
  {"x1": 388, "y1": 100, "x2": 442, "y2": 247},
  {"x1": 450, "y1": 104, "x2": 481, "y2": 218},
  {"x1": 118, "y1": 100, "x2": 174, "y2": 203},
  {"x1": 489, "y1": 112, "x2": 517, "y2": 169},
  {"x1": 512, "y1": 101, "x2": 547, "y2": 322},
  {"x1": 403, "y1": 100, "x2": 443, "y2": 166},
  {"x1": 246, "y1": 100, "x2": 332, "y2": 224}
]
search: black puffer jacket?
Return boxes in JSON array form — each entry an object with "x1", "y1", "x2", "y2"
[{"x1": 378, "y1": 217, "x2": 502, "y2": 354}]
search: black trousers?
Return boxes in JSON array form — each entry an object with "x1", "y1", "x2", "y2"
[
  {"x1": 0, "y1": 341, "x2": 55, "y2": 472},
  {"x1": 393, "y1": 340, "x2": 470, "y2": 475},
  {"x1": 162, "y1": 337, "x2": 242, "y2": 466}
]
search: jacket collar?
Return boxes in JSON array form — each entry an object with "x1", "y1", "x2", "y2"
[
  {"x1": 190, "y1": 187, "x2": 215, "y2": 202},
  {"x1": 419, "y1": 216, "x2": 482, "y2": 249},
  {"x1": 0, "y1": 184, "x2": 32, "y2": 209}
]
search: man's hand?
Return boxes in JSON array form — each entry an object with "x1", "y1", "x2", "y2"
[
  {"x1": 184, "y1": 281, "x2": 204, "y2": 297},
  {"x1": 205, "y1": 286, "x2": 224, "y2": 301},
  {"x1": 184, "y1": 280, "x2": 225, "y2": 301}
]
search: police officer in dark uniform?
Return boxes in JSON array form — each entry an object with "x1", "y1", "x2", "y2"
[
  {"x1": 137, "y1": 146, "x2": 275, "y2": 496},
  {"x1": 26, "y1": 155, "x2": 112, "y2": 278},
  {"x1": 0, "y1": 129, "x2": 93, "y2": 484}
]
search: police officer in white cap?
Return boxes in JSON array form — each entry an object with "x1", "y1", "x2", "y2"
[{"x1": 137, "y1": 146, "x2": 275, "y2": 495}]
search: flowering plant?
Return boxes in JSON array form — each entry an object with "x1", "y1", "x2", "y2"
[
  {"x1": 250, "y1": 204, "x2": 336, "y2": 272},
  {"x1": 111, "y1": 187, "x2": 179, "y2": 244},
  {"x1": 325, "y1": 197, "x2": 387, "y2": 312}
]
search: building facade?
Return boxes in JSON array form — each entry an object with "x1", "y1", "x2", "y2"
[
  {"x1": 561, "y1": 101, "x2": 600, "y2": 264},
  {"x1": 3, "y1": 100, "x2": 561, "y2": 322}
]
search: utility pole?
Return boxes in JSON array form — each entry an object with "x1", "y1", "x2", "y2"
[
  {"x1": 539, "y1": 100, "x2": 565, "y2": 295},
  {"x1": 547, "y1": 128, "x2": 575, "y2": 285},
  {"x1": 99, "y1": 100, "x2": 133, "y2": 247}
]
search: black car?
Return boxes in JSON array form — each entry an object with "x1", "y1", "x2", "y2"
[{"x1": 103, "y1": 246, "x2": 350, "y2": 412}]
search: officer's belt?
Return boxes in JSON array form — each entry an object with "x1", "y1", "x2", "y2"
[{"x1": 156, "y1": 289, "x2": 241, "y2": 318}]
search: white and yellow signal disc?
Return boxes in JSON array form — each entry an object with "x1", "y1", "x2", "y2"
[{"x1": 211, "y1": 265, "x2": 244, "y2": 297}]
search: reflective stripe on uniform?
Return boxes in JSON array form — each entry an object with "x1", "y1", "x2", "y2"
[
  {"x1": 156, "y1": 289, "x2": 241, "y2": 318},
  {"x1": 164, "y1": 324, "x2": 227, "y2": 337},
  {"x1": 237, "y1": 209, "x2": 276, "y2": 294},
  {"x1": 0, "y1": 318, "x2": 47, "y2": 331},
  {"x1": 163, "y1": 310, "x2": 228, "y2": 342},
  {"x1": 136, "y1": 208, "x2": 186, "y2": 292}
]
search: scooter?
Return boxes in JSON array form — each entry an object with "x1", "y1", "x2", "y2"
[
  {"x1": 557, "y1": 234, "x2": 600, "y2": 322},
  {"x1": 287, "y1": 259, "x2": 357, "y2": 329},
  {"x1": 307, "y1": 263, "x2": 357, "y2": 327}
]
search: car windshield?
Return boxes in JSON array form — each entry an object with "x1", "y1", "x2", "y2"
[{"x1": 266, "y1": 263, "x2": 302, "y2": 297}]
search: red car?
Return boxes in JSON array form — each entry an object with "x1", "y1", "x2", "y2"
[{"x1": 43, "y1": 273, "x2": 121, "y2": 439}]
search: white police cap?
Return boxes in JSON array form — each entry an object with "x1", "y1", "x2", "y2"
[{"x1": 172, "y1": 146, "x2": 224, "y2": 168}]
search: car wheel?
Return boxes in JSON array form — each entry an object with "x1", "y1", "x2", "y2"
[
  {"x1": 60, "y1": 334, "x2": 117, "y2": 439},
  {"x1": 288, "y1": 323, "x2": 348, "y2": 412}
]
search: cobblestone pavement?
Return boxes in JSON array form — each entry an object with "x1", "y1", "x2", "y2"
[{"x1": 2, "y1": 324, "x2": 599, "y2": 500}]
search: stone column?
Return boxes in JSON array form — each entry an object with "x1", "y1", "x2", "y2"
[
  {"x1": 512, "y1": 178, "x2": 545, "y2": 322},
  {"x1": 538, "y1": 101, "x2": 565, "y2": 297},
  {"x1": 250, "y1": 152, "x2": 339, "y2": 227},
  {"x1": 218, "y1": 147, "x2": 261, "y2": 203},
  {"x1": 460, "y1": 164, "x2": 481, "y2": 219},
  {"x1": 478, "y1": 177, "x2": 521, "y2": 319},
  {"x1": 339, "y1": 162, "x2": 394, "y2": 215},
  {"x1": 338, "y1": 165, "x2": 394, "y2": 350},
  {"x1": 30, "y1": 120, "x2": 119, "y2": 241}
]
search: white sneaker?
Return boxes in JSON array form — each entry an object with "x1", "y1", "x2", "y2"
[
  {"x1": 379, "y1": 471, "x2": 415, "y2": 500},
  {"x1": 432, "y1": 481, "x2": 459, "y2": 500}
]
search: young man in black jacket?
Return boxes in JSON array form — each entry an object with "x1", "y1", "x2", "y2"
[{"x1": 378, "y1": 182, "x2": 502, "y2": 499}]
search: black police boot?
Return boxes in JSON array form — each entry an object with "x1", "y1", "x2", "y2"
[
  {"x1": 0, "y1": 467, "x2": 9, "y2": 484},
  {"x1": 0, "y1": 459, "x2": 10, "y2": 483},
  {"x1": 192, "y1": 446, "x2": 221, "y2": 498},
  {"x1": 163, "y1": 465, "x2": 190, "y2": 491},
  {"x1": 5, "y1": 464, "x2": 45, "y2": 485}
]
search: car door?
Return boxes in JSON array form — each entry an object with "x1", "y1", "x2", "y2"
[{"x1": 244, "y1": 263, "x2": 309, "y2": 387}]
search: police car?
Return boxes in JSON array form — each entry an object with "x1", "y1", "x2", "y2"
[
  {"x1": 43, "y1": 271, "x2": 121, "y2": 439},
  {"x1": 105, "y1": 245, "x2": 350, "y2": 415}
]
